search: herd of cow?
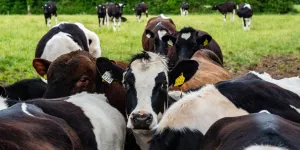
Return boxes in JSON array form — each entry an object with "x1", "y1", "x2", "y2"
[{"x1": 0, "y1": 1, "x2": 299, "y2": 150}]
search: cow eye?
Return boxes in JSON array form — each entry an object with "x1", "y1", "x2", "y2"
[{"x1": 79, "y1": 76, "x2": 89, "y2": 83}]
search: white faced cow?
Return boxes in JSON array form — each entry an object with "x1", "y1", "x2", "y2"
[
  {"x1": 35, "y1": 22, "x2": 101, "y2": 61},
  {"x1": 180, "y1": 2, "x2": 189, "y2": 16},
  {"x1": 237, "y1": 3, "x2": 254, "y2": 30},
  {"x1": 212, "y1": 2, "x2": 237, "y2": 21},
  {"x1": 43, "y1": 1, "x2": 57, "y2": 27},
  {"x1": 106, "y1": 3, "x2": 126, "y2": 31}
]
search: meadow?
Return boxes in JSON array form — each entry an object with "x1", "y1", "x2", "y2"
[{"x1": 0, "y1": 14, "x2": 300, "y2": 85}]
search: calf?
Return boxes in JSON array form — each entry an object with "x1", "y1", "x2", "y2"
[
  {"x1": 142, "y1": 14, "x2": 177, "y2": 56},
  {"x1": 151, "y1": 77, "x2": 300, "y2": 149},
  {"x1": 43, "y1": 2, "x2": 57, "y2": 27},
  {"x1": 134, "y1": 2, "x2": 148, "y2": 23},
  {"x1": 35, "y1": 22, "x2": 101, "y2": 61},
  {"x1": 97, "y1": 4, "x2": 107, "y2": 26},
  {"x1": 237, "y1": 3, "x2": 253, "y2": 30},
  {"x1": 180, "y1": 2, "x2": 189, "y2": 16},
  {"x1": 212, "y1": 2, "x2": 237, "y2": 21},
  {"x1": 201, "y1": 113, "x2": 300, "y2": 150},
  {"x1": 0, "y1": 78, "x2": 46, "y2": 100},
  {"x1": 106, "y1": 3, "x2": 126, "y2": 31},
  {"x1": 0, "y1": 103, "x2": 82, "y2": 150}
]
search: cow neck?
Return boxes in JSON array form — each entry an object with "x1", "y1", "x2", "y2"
[{"x1": 133, "y1": 130, "x2": 152, "y2": 150}]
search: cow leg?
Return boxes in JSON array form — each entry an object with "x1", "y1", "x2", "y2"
[
  {"x1": 106, "y1": 11, "x2": 110, "y2": 28},
  {"x1": 118, "y1": 17, "x2": 121, "y2": 31},
  {"x1": 186, "y1": 10, "x2": 189, "y2": 16},
  {"x1": 113, "y1": 17, "x2": 116, "y2": 31},
  {"x1": 47, "y1": 18, "x2": 51, "y2": 27},
  {"x1": 138, "y1": 15, "x2": 142, "y2": 23},
  {"x1": 180, "y1": 8, "x2": 183, "y2": 16},
  {"x1": 231, "y1": 10, "x2": 235, "y2": 21},
  {"x1": 98, "y1": 17, "x2": 101, "y2": 27},
  {"x1": 243, "y1": 18, "x2": 247, "y2": 30},
  {"x1": 247, "y1": 18, "x2": 251, "y2": 30},
  {"x1": 223, "y1": 14, "x2": 226, "y2": 22},
  {"x1": 146, "y1": 10, "x2": 148, "y2": 20}
]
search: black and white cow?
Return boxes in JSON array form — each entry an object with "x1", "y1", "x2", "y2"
[
  {"x1": 151, "y1": 74, "x2": 300, "y2": 149},
  {"x1": 0, "y1": 78, "x2": 46, "y2": 100},
  {"x1": 43, "y1": 1, "x2": 57, "y2": 27},
  {"x1": 201, "y1": 113, "x2": 300, "y2": 150},
  {"x1": 97, "y1": 4, "x2": 107, "y2": 26},
  {"x1": 180, "y1": 2, "x2": 189, "y2": 16},
  {"x1": 0, "y1": 92, "x2": 126, "y2": 150},
  {"x1": 35, "y1": 22, "x2": 101, "y2": 61},
  {"x1": 212, "y1": 2, "x2": 237, "y2": 21},
  {"x1": 96, "y1": 51, "x2": 198, "y2": 149},
  {"x1": 237, "y1": 3, "x2": 253, "y2": 30},
  {"x1": 134, "y1": 2, "x2": 148, "y2": 22},
  {"x1": 106, "y1": 3, "x2": 126, "y2": 31}
]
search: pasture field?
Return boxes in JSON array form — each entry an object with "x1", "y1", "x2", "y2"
[{"x1": 0, "y1": 14, "x2": 300, "y2": 85}]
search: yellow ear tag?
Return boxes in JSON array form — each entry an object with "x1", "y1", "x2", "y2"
[
  {"x1": 174, "y1": 73, "x2": 185, "y2": 87},
  {"x1": 43, "y1": 75, "x2": 47, "y2": 80},
  {"x1": 203, "y1": 38, "x2": 208, "y2": 46}
]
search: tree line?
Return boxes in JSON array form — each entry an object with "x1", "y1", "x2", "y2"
[{"x1": 0, "y1": 0, "x2": 297, "y2": 15}]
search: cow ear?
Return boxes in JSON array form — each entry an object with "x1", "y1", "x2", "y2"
[
  {"x1": 162, "y1": 35, "x2": 176, "y2": 46},
  {"x1": 33, "y1": 58, "x2": 51, "y2": 78},
  {"x1": 168, "y1": 60, "x2": 199, "y2": 86},
  {"x1": 115, "y1": 3, "x2": 119, "y2": 7},
  {"x1": 145, "y1": 29, "x2": 154, "y2": 39},
  {"x1": 96, "y1": 57, "x2": 124, "y2": 83},
  {"x1": 196, "y1": 32, "x2": 212, "y2": 47}
]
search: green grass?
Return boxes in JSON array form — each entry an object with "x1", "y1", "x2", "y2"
[
  {"x1": 294, "y1": 5, "x2": 300, "y2": 12},
  {"x1": 0, "y1": 14, "x2": 300, "y2": 85}
]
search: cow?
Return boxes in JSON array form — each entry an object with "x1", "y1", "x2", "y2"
[
  {"x1": 0, "y1": 103, "x2": 82, "y2": 150},
  {"x1": 134, "y1": 2, "x2": 148, "y2": 22},
  {"x1": 106, "y1": 3, "x2": 126, "y2": 31},
  {"x1": 43, "y1": 2, "x2": 57, "y2": 27},
  {"x1": 201, "y1": 113, "x2": 300, "y2": 150},
  {"x1": 162, "y1": 27, "x2": 223, "y2": 66},
  {"x1": 0, "y1": 92, "x2": 126, "y2": 150},
  {"x1": 180, "y1": 2, "x2": 189, "y2": 16},
  {"x1": 96, "y1": 4, "x2": 107, "y2": 26},
  {"x1": 212, "y1": 2, "x2": 237, "y2": 21},
  {"x1": 150, "y1": 75, "x2": 300, "y2": 149},
  {"x1": 237, "y1": 3, "x2": 254, "y2": 30},
  {"x1": 142, "y1": 14, "x2": 177, "y2": 56},
  {"x1": 168, "y1": 50, "x2": 231, "y2": 92},
  {"x1": 35, "y1": 22, "x2": 101, "y2": 61},
  {"x1": 0, "y1": 78, "x2": 46, "y2": 100}
]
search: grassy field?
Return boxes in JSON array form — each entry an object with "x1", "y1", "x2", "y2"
[{"x1": 0, "y1": 14, "x2": 300, "y2": 85}]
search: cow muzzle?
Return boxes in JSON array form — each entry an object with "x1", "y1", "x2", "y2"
[{"x1": 130, "y1": 111, "x2": 153, "y2": 130}]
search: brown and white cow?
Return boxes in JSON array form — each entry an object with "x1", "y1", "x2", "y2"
[
  {"x1": 0, "y1": 103, "x2": 82, "y2": 150},
  {"x1": 142, "y1": 14, "x2": 177, "y2": 56},
  {"x1": 201, "y1": 113, "x2": 300, "y2": 150},
  {"x1": 212, "y1": 2, "x2": 237, "y2": 21}
]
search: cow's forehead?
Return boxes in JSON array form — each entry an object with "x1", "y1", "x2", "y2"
[
  {"x1": 180, "y1": 32, "x2": 191, "y2": 40},
  {"x1": 119, "y1": 3, "x2": 123, "y2": 7}
]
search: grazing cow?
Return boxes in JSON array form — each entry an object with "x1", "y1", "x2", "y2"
[
  {"x1": 180, "y1": 2, "x2": 189, "y2": 16},
  {"x1": 212, "y1": 2, "x2": 237, "y2": 21},
  {"x1": 201, "y1": 113, "x2": 300, "y2": 150},
  {"x1": 162, "y1": 27, "x2": 223, "y2": 65},
  {"x1": 43, "y1": 2, "x2": 57, "y2": 27},
  {"x1": 35, "y1": 22, "x2": 101, "y2": 61},
  {"x1": 97, "y1": 4, "x2": 107, "y2": 26},
  {"x1": 0, "y1": 78, "x2": 46, "y2": 100},
  {"x1": 96, "y1": 51, "x2": 198, "y2": 149},
  {"x1": 237, "y1": 3, "x2": 254, "y2": 30},
  {"x1": 106, "y1": 3, "x2": 126, "y2": 31},
  {"x1": 0, "y1": 92, "x2": 126, "y2": 150},
  {"x1": 0, "y1": 103, "x2": 82, "y2": 150},
  {"x1": 151, "y1": 76, "x2": 300, "y2": 149},
  {"x1": 134, "y1": 2, "x2": 148, "y2": 22},
  {"x1": 168, "y1": 50, "x2": 231, "y2": 92},
  {"x1": 142, "y1": 14, "x2": 176, "y2": 56}
]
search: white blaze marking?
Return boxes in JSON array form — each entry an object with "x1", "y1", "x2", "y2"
[
  {"x1": 21, "y1": 103, "x2": 34, "y2": 117},
  {"x1": 290, "y1": 105, "x2": 300, "y2": 114},
  {"x1": 244, "y1": 4, "x2": 251, "y2": 9},
  {"x1": 158, "y1": 30, "x2": 167, "y2": 40},
  {"x1": 244, "y1": 145, "x2": 288, "y2": 150},
  {"x1": 181, "y1": 32, "x2": 191, "y2": 40},
  {"x1": 167, "y1": 40, "x2": 173, "y2": 46},
  {"x1": 259, "y1": 110, "x2": 271, "y2": 114},
  {"x1": 146, "y1": 34, "x2": 151, "y2": 38},
  {"x1": 0, "y1": 97, "x2": 8, "y2": 110},
  {"x1": 160, "y1": 14, "x2": 170, "y2": 19}
]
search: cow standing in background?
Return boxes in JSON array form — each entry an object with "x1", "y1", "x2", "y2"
[
  {"x1": 237, "y1": 3, "x2": 253, "y2": 30},
  {"x1": 134, "y1": 2, "x2": 148, "y2": 22},
  {"x1": 97, "y1": 4, "x2": 107, "y2": 26},
  {"x1": 43, "y1": 2, "x2": 57, "y2": 27},
  {"x1": 106, "y1": 3, "x2": 126, "y2": 31},
  {"x1": 180, "y1": 2, "x2": 189, "y2": 16},
  {"x1": 212, "y1": 2, "x2": 237, "y2": 21}
]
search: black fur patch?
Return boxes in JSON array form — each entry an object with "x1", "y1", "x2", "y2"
[
  {"x1": 130, "y1": 51, "x2": 151, "y2": 63},
  {"x1": 179, "y1": 27, "x2": 196, "y2": 33}
]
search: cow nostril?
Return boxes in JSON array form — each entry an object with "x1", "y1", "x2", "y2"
[{"x1": 145, "y1": 115, "x2": 153, "y2": 125}]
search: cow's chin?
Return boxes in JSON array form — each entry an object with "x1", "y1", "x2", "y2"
[
  {"x1": 126, "y1": 118, "x2": 158, "y2": 131},
  {"x1": 132, "y1": 129, "x2": 153, "y2": 135}
]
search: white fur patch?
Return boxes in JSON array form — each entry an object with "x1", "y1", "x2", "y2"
[
  {"x1": 181, "y1": 32, "x2": 191, "y2": 40},
  {"x1": 146, "y1": 34, "x2": 151, "y2": 38},
  {"x1": 40, "y1": 77, "x2": 48, "y2": 84},
  {"x1": 66, "y1": 92, "x2": 126, "y2": 150},
  {"x1": 0, "y1": 97, "x2": 8, "y2": 110},
  {"x1": 290, "y1": 105, "x2": 300, "y2": 114},
  {"x1": 119, "y1": 3, "x2": 123, "y2": 7},
  {"x1": 244, "y1": 4, "x2": 251, "y2": 9},
  {"x1": 155, "y1": 85, "x2": 249, "y2": 134},
  {"x1": 244, "y1": 145, "x2": 288, "y2": 150},
  {"x1": 157, "y1": 30, "x2": 167, "y2": 40},
  {"x1": 168, "y1": 91, "x2": 185, "y2": 101},
  {"x1": 160, "y1": 14, "x2": 170, "y2": 19},
  {"x1": 167, "y1": 40, "x2": 173, "y2": 46},
  {"x1": 259, "y1": 110, "x2": 271, "y2": 114},
  {"x1": 21, "y1": 103, "x2": 34, "y2": 117}
]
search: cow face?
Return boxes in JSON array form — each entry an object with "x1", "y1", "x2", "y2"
[
  {"x1": 174, "y1": 27, "x2": 212, "y2": 60},
  {"x1": 145, "y1": 28, "x2": 172, "y2": 56},
  {"x1": 212, "y1": 4, "x2": 218, "y2": 10},
  {"x1": 97, "y1": 5, "x2": 106, "y2": 14},
  {"x1": 33, "y1": 51, "x2": 98, "y2": 98},
  {"x1": 116, "y1": 3, "x2": 126, "y2": 14},
  {"x1": 43, "y1": 4, "x2": 51, "y2": 14},
  {"x1": 96, "y1": 51, "x2": 198, "y2": 131}
]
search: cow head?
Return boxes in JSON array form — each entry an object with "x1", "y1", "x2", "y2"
[
  {"x1": 97, "y1": 4, "x2": 106, "y2": 14},
  {"x1": 165, "y1": 27, "x2": 212, "y2": 60},
  {"x1": 212, "y1": 4, "x2": 219, "y2": 10},
  {"x1": 96, "y1": 51, "x2": 198, "y2": 131},
  {"x1": 116, "y1": 3, "x2": 126, "y2": 14},
  {"x1": 43, "y1": 3, "x2": 51, "y2": 14}
]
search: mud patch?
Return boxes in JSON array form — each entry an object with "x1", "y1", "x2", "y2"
[{"x1": 227, "y1": 55, "x2": 300, "y2": 79}]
